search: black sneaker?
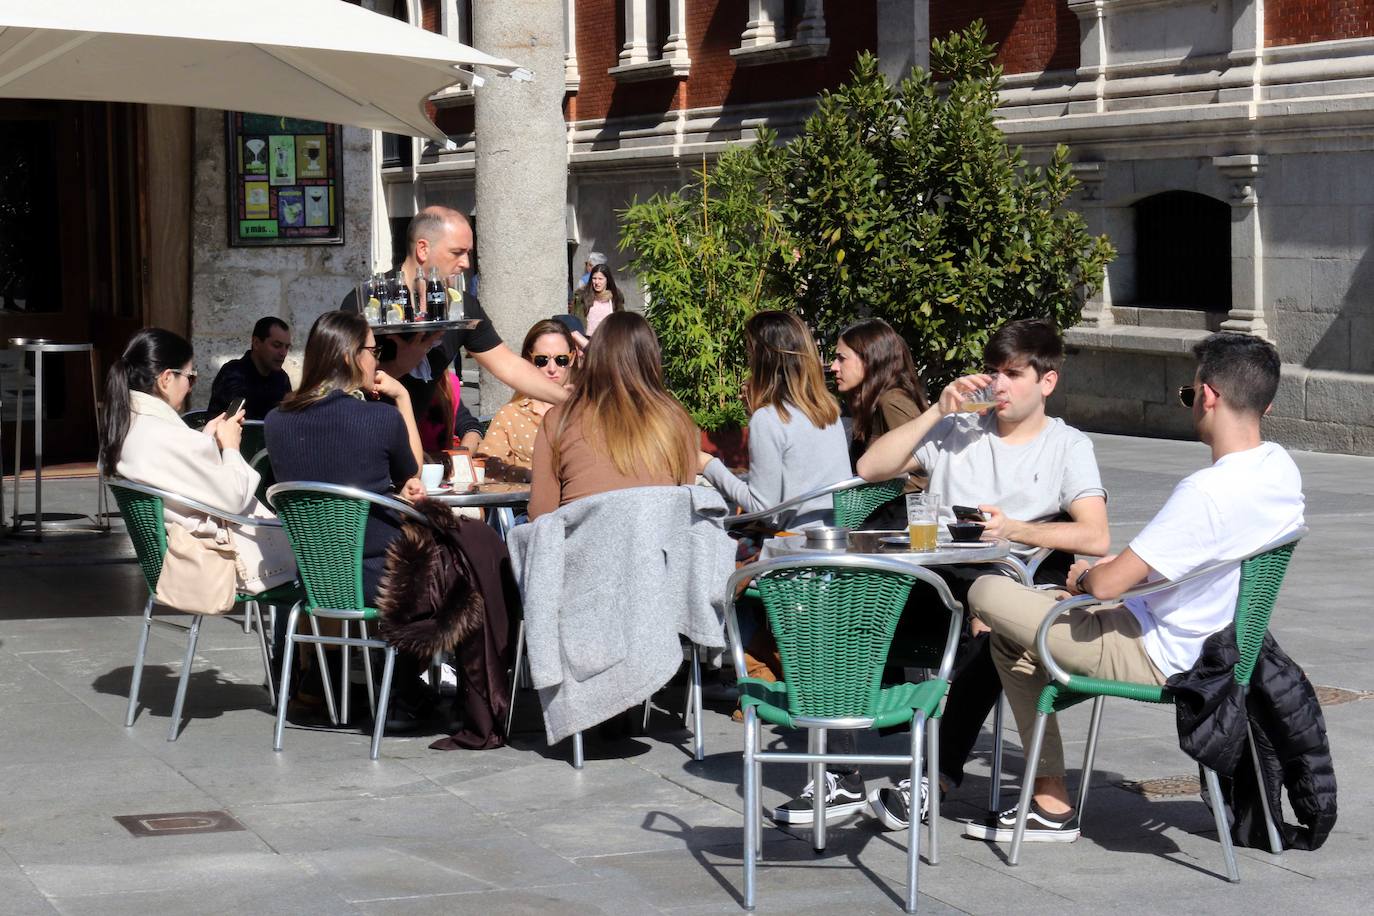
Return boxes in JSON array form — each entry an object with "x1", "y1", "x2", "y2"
[
  {"x1": 771, "y1": 771, "x2": 866, "y2": 825},
  {"x1": 867, "y1": 776, "x2": 929, "y2": 831},
  {"x1": 962, "y1": 801, "x2": 1080, "y2": 843}
]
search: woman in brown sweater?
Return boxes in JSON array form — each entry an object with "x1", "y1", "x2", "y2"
[
  {"x1": 529, "y1": 312, "x2": 697, "y2": 518},
  {"x1": 830, "y1": 318, "x2": 930, "y2": 527}
]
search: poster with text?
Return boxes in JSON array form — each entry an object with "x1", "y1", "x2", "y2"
[{"x1": 227, "y1": 113, "x2": 343, "y2": 246}]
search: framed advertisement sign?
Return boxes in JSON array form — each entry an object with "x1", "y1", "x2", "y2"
[{"x1": 226, "y1": 112, "x2": 344, "y2": 246}]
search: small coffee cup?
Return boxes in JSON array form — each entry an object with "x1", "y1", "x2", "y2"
[{"x1": 420, "y1": 463, "x2": 444, "y2": 491}]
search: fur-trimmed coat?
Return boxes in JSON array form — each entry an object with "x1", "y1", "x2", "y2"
[{"x1": 377, "y1": 501, "x2": 518, "y2": 750}]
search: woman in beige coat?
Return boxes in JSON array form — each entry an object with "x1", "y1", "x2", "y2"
[{"x1": 102, "y1": 328, "x2": 295, "y2": 593}]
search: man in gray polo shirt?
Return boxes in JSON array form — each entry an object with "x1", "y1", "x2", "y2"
[{"x1": 769, "y1": 319, "x2": 1110, "y2": 831}]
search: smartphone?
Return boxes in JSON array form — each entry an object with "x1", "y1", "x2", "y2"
[
  {"x1": 225, "y1": 397, "x2": 246, "y2": 417},
  {"x1": 952, "y1": 505, "x2": 986, "y2": 522}
]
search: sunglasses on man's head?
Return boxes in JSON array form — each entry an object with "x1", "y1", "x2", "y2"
[{"x1": 532, "y1": 354, "x2": 572, "y2": 368}]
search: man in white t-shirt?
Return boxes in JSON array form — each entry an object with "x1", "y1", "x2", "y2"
[
  {"x1": 961, "y1": 331, "x2": 1304, "y2": 844},
  {"x1": 773, "y1": 320, "x2": 1111, "y2": 830}
]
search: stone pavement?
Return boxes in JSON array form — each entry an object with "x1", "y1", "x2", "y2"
[{"x1": 1, "y1": 433, "x2": 1371, "y2": 915}]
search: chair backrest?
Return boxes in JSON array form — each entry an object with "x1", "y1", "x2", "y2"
[
  {"x1": 267, "y1": 485, "x2": 370, "y2": 612},
  {"x1": 109, "y1": 483, "x2": 168, "y2": 592},
  {"x1": 240, "y1": 421, "x2": 267, "y2": 464},
  {"x1": 250, "y1": 449, "x2": 275, "y2": 505},
  {"x1": 1232, "y1": 540, "x2": 1298, "y2": 687},
  {"x1": 832, "y1": 478, "x2": 905, "y2": 529},
  {"x1": 754, "y1": 566, "x2": 917, "y2": 719}
]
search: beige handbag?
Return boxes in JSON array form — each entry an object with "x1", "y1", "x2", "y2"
[{"x1": 154, "y1": 524, "x2": 239, "y2": 615}]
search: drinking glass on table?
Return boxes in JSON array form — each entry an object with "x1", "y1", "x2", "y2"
[{"x1": 905, "y1": 493, "x2": 939, "y2": 551}]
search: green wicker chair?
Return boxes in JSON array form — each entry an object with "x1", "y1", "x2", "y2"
[
  {"x1": 266, "y1": 481, "x2": 432, "y2": 760},
  {"x1": 1008, "y1": 528, "x2": 1306, "y2": 879},
  {"x1": 723, "y1": 476, "x2": 906, "y2": 532},
  {"x1": 832, "y1": 477, "x2": 907, "y2": 529},
  {"x1": 726, "y1": 555, "x2": 966, "y2": 913},
  {"x1": 109, "y1": 479, "x2": 301, "y2": 741}
]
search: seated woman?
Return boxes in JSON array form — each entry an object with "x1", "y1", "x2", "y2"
[
  {"x1": 697, "y1": 310, "x2": 851, "y2": 530},
  {"x1": 103, "y1": 327, "x2": 295, "y2": 595},
  {"x1": 529, "y1": 312, "x2": 697, "y2": 519},
  {"x1": 265, "y1": 311, "x2": 424, "y2": 603},
  {"x1": 477, "y1": 319, "x2": 577, "y2": 483},
  {"x1": 830, "y1": 318, "x2": 930, "y2": 528}
]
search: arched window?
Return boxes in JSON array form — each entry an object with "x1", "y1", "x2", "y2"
[{"x1": 1133, "y1": 191, "x2": 1230, "y2": 311}]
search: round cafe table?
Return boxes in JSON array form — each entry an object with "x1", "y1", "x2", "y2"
[
  {"x1": 762, "y1": 529, "x2": 1033, "y2": 585},
  {"x1": 427, "y1": 481, "x2": 531, "y2": 541}
]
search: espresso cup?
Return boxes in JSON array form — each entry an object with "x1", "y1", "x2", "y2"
[{"x1": 420, "y1": 463, "x2": 444, "y2": 491}]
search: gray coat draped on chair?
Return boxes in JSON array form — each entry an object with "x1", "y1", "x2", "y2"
[{"x1": 507, "y1": 485, "x2": 735, "y2": 744}]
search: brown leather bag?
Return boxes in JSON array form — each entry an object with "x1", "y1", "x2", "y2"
[{"x1": 154, "y1": 524, "x2": 238, "y2": 615}]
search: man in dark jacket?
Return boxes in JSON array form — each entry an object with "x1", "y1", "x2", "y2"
[
  {"x1": 963, "y1": 332, "x2": 1306, "y2": 844},
  {"x1": 206, "y1": 316, "x2": 292, "y2": 419}
]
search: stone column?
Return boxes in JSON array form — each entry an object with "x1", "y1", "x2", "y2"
[
  {"x1": 620, "y1": 0, "x2": 653, "y2": 65},
  {"x1": 1214, "y1": 154, "x2": 1269, "y2": 339},
  {"x1": 1071, "y1": 161, "x2": 1114, "y2": 328},
  {"x1": 740, "y1": 0, "x2": 783, "y2": 48},
  {"x1": 474, "y1": 0, "x2": 569, "y2": 411},
  {"x1": 876, "y1": 1, "x2": 929, "y2": 81}
]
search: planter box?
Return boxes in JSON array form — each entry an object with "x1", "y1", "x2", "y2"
[{"x1": 701, "y1": 426, "x2": 748, "y2": 470}]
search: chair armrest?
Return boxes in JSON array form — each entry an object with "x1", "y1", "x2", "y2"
[
  {"x1": 107, "y1": 477, "x2": 282, "y2": 529},
  {"x1": 723, "y1": 476, "x2": 877, "y2": 529},
  {"x1": 265, "y1": 481, "x2": 432, "y2": 526},
  {"x1": 1032, "y1": 526, "x2": 1307, "y2": 685}
]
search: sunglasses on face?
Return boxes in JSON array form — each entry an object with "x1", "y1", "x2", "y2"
[
  {"x1": 532, "y1": 354, "x2": 572, "y2": 368},
  {"x1": 171, "y1": 369, "x2": 198, "y2": 387},
  {"x1": 1177, "y1": 384, "x2": 1219, "y2": 408}
]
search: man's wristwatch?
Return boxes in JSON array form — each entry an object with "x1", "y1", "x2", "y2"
[{"x1": 1075, "y1": 568, "x2": 1092, "y2": 593}]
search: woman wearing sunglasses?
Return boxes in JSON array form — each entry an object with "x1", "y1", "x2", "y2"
[
  {"x1": 102, "y1": 327, "x2": 296, "y2": 594},
  {"x1": 476, "y1": 319, "x2": 577, "y2": 483}
]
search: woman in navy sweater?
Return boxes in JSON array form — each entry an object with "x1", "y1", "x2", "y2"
[{"x1": 266, "y1": 311, "x2": 424, "y2": 604}]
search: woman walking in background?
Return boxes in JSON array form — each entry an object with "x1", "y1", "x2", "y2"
[{"x1": 570, "y1": 264, "x2": 625, "y2": 336}]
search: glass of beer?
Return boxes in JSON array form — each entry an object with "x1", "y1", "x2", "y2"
[
  {"x1": 905, "y1": 493, "x2": 939, "y2": 551},
  {"x1": 958, "y1": 384, "x2": 998, "y2": 413}
]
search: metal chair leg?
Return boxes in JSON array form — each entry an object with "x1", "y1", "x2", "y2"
[
  {"x1": 273, "y1": 604, "x2": 301, "y2": 751},
  {"x1": 927, "y1": 715, "x2": 940, "y2": 865},
  {"x1": 1204, "y1": 765, "x2": 1241, "y2": 882},
  {"x1": 242, "y1": 599, "x2": 255, "y2": 634},
  {"x1": 125, "y1": 596, "x2": 154, "y2": 727},
  {"x1": 307, "y1": 614, "x2": 339, "y2": 726},
  {"x1": 252, "y1": 603, "x2": 275, "y2": 708},
  {"x1": 691, "y1": 644, "x2": 704, "y2": 761},
  {"x1": 642, "y1": 697, "x2": 652, "y2": 731},
  {"x1": 167, "y1": 615, "x2": 202, "y2": 742},
  {"x1": 742, "y1": 705, "x2": 759, "y2": 911},
  {"x1": 1076, "y1": 696, "x2": 1106, "y2": 822},
  {"x1": 811, "y1": 728, "x2": 827, "y2": 853},
  {"x1": 505, "y1": 621, "x2": 525, "y2": 737},
  {"x1": 572, "y1": 731, "x2": 584, "y2": 769},
  {"x1": 358, "y1": 620, "x2": 377, "y2": 718},
  {"x1": 988, "y1": 693, "x2": 1005, "y2": 814},
  {"x1": 1247, "y1": 719, "x2": 1285, "y2": 856},
  {"x1": 339, "y1": 620, "x2": 352, "y2": 726},
  {"x1": 370, "y1": 646, "x2": 397, "y2": 761},
  {"x1": 906, "y1": 712, "x2": 926, "y2": 914},
  {"x1": 1008, "y1": 711, "x2": 1050, "y2": 866}
]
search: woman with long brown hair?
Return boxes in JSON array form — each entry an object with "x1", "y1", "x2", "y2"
[
  {"x1": 569, "y1": 263, "x2": 624, "y2": 335},
  {"x1": 830, "y1": 318, "x2": 930, "y2": 525},
  {"x1": 265, "y1": 310, "x2": 424, "y2": 604},
  {"x1": 528, "y1": 311, "x2": 696, "y2": 518},
  {"x1": 697, "y1": 310, "x2": 851, "y2": 530}
]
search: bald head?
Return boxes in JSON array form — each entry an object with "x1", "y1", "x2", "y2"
[{"x1": 406, "y1": 206, "x2": 472, "y2": 277}]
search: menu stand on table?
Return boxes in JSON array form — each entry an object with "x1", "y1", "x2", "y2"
[{"x1": 5, "y1": 338, "x2": 109, "y2": 539}]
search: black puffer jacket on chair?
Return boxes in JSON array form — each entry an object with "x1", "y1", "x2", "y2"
[{"x1": 1167, "y1": 623, "x2": 1337, "y2": 851}]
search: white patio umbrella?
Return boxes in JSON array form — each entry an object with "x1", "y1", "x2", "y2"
[{"x1": 0, "y1": 0, "x2": 518, "y2": 142}]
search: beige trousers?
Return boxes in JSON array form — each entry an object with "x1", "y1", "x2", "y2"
[{"x1": 967, "y1": 576, "x2": 1166, "y2": 780}]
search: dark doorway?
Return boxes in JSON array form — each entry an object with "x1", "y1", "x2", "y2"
[{"x1": 1134, "y1": 191, "x2": 1231, "y2": 311}]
